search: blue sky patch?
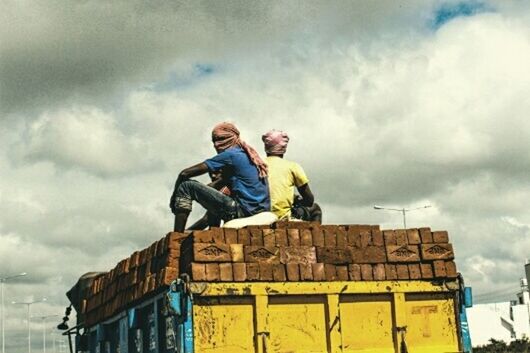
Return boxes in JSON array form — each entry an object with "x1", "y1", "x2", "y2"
[
  {"x1": 151, "y1": 63, "x2": 217, "y2": 92},
  {"x1": 431, "y1": 2, "x2": 492, "y2": 29}
]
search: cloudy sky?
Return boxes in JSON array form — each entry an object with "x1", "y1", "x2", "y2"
[{"x1": 1, "y1": 0, "x2": 530, "y2": 351}]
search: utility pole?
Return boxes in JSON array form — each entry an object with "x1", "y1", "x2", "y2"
[
  {"x1": 374, "y1": 205, "x2": 431, "y2": 228},
  {"x1": 32, "y1": 315, "x2": 58, "y2": 353},
  {"x1": 0, "y1": 273, "x2": 27, "y2": 353},
  {"x1": 12, "y1": 298, "x2": 46, "y2": 353}
]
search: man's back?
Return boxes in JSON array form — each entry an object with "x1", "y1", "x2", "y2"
[{"x1": 266, "y1": 155, "x2": 308, "y2": 219}]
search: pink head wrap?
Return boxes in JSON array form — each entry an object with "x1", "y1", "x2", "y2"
[
  {"x1": 262, "y1": 129, "x2": 289, "y2": 156},
  {"x1": 212, "y1": 122, "x2": 268, "y2": 178}
]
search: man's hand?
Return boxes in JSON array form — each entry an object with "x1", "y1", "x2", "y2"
[
  {"x1": 170, "y1": 162, "x2": 210, "y2": 212},
  {"x1": 296, "y1": 183, "x2": 315, "y2": 207}
]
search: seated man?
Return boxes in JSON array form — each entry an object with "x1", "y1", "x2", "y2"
[
  {"x1": 170, "y1": 122, "x2": 270, "y2": 232},
  {"x1": 187, "y1": 170, "x2": 231, "y2": 230},
  {"x1": 262, "y1": 129, "x2": 322, "y2": 222}
]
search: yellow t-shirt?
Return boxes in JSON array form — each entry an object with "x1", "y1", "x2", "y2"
[{"x1": 266, "y1": 156, "x2": 309, "y2": 219}]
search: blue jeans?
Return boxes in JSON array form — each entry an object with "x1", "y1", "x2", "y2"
[{"x1": 172, "y1": 180, "x2": 242, "y2": 221}]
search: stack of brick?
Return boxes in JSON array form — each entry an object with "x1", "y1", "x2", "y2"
[
  {"x1": 180, "y1": 222, "x2": 458, "y2": 282},
  {"x1": 83, "y1": 232, "x2": 187, "y2": 326},
  {"x1": 80, "y1": 222, "x2": 458, "y2": 327}
]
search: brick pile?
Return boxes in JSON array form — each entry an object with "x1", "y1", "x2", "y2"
[
  {"x1": 180, "y1": 222, "x2": 458, "y2": 282},
  {"x1": 80, "y1": 222, "x2": 458, "y2": 326},
  {"x1": 83, "y1": 232, "x2": 187, "y2": 326}
]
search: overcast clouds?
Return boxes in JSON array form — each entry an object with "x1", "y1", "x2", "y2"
[{"x1": 1, "y1": 1, "x2": 530, "y2": 351}]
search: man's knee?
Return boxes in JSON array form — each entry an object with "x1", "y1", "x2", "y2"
[
  {"x1": 173, "y1": 180, "x2": 200, "y2": 213},
  {"x1": 176, "y1": 179, "x2": 199, "y2": 194}
]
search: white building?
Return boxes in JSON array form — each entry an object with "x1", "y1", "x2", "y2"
[{"x1": 467, "y1": 263, "x2": 530, "y2": 346}]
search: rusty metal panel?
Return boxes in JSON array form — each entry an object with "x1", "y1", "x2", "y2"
[
  {"x1": 340, "y1": 294, "x2": 394, "y2": 353},
  {"x1": 403, "y1": 293, "x2": 459, "y2": 353},
  {"x1": 193, "y1": 297, "x2": 255, "y2": 353},
  {"x1": 268, "y1": 296, "x2": 328, "y2": 353}
]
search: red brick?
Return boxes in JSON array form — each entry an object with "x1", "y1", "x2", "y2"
[
  {"x1": 373, "y1": 264, "x2": 386, "y2": 280},
  {"x1": 286, "y1": 264, "x2": 300, "y2": 281},
  {"x1": 406, "y1": 229, "x2": 421, "y2": 245},
  {"x1": 386, "y1": 245, "x2": 420, "y2": 262},
  {"x1": 371, "y1": 229, "x2": 384, "y2": 246},
  {"x1": 194, "y1": 243, "x2": 231, "y2": 262},
  {"x1": 193, "y1": 230, "x2": 214, "y2": 243},
  {"x1": 347, "y1": 226, "x2": 361, "y2": 247},
  {"x1": 432, "y1": 231, "x2": 449, "y2": 243},
  {"x1": 385, "y1": 264, "x2": 397, "y2": 280},
  {"x1": 280, "y1": 246, "x2": 317, "y2": 264},
  {"x1": 383, "y1": 230, "x2": 397, "y2": 246},
  {"x1": 156, "y1": 238, "x2": 166, "y2": 257},
  {"x1": 263, "y1": 229, "x2": 276, "y2": 247},
  {"x1": 420, "y1": 244, "x2": 454, "y2": 260},
  {"x1": 323, "y1": 228, "x2": 337, "y2": 247},
  {"x1": 230, "y1": 244, "x2": 244, "y2": 262},
  {"x1": 419, "y1": 228, "x2": 433, "y2": 243},
  {"x1": 300, "y1": 229, "x2": 313, "y2": 246},
  {"x1": 350, "y1": 246, "x2": 387, "y2": 263},
  {"x1": 348, "y1": 264, "x2": 362, "y2": 281},
  {"x1": 272, "y1": 264, "x2": 287, "y2": 281},
  {"x1": 336, "y1": 266, "x2": 349, "y2": 281},
  {"x1": 300, "y1": 264, "x2": 313, "y2": 281},
  {"x1": 324, "y1": 264, "x2": 337, "y2": 281},
  {"x1": 233, "y1": 263, "x2": 247, "y2": 282},
  {"x1": 433, "y1": 260, "x2": 446, "y2": 277},
  {"x1": 360, "y1": 230, "x2": 372, "y2": 247},
  {"x1": 249, "y1": 227, "x2": 263, "y2": 245},
  {"x1": 158, "y1": 268, "x2": 176, "y2": 286},
  {"x1": 360, "y1": 264, "x2": 373, "y2": 280},
  {"x1": 408, "y1": 264, "x2": 421, "y2": 279},
  {"x1": 445, "y1": 261, "x2": 458, "y2": 278},
  {"x1": 311, "y1": 227, "x2": 325, "y2": 247},
  {"x1": 274, "y1": 220, "x2": 289, "y2": 229},
  {"x1": 316, "y1": 247, "x2": 351, "y2": 264},
  {"x1": 224, "y1": 228, "x2": 238, "y2": 244},
  {"x1": 166, "y1": 232, "x2": 190, "y2": 249},
  {"x1": 210, "y1": 227, "x2": 225, "y2": 243},
  {"x1": 336, "y1": 228, "x2": 347, "y2": 248},
  {"x1": 420, "y1": 263, "x2": 434, "y2": 279},
  {"x1": 287, "y1": 229, "x2": 301, "y2": 246},
  {"x1": 149, "y1": 242, "x2": 158, "y2": 258},
  {"x1": 238, "y1": 228, "x2": 251, "y2": 245},
  {"x1": 219, "y1": 263, "x2": 233, "y2": 281},
  {"x1": 205, "y1": 264, "x2": 220, "y2": 281},
  {"x1": 246, "y1": 263, "x2": 260, "y2": 281},
  {"x1": 244, "y1": 246, "x2": 280, "y2": 264},
  {"x1": 395, "y1": 230, "x2": 408, "y2": 245},
  {"x1": 312, "y1": 263, "x2": 325, "y2": 281},
  {"x1": 259, "y1": 263, "x2": 273, "y2": 281},
  {"x1": 274, "y1": 229, "x2": 288, "y2": 246},
  {"x1": 396, "y1": 265, "x2": 409, "y2": 279},
  {"x1": 191, "y1": 263, "x2": 206, "y2": 281}
]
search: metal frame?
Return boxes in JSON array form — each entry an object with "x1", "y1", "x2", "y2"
[{"x1": 83, "y1": 279, "x2": 472, "y2": 353}]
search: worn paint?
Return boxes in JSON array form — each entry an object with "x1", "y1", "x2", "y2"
[{"x1": 190, "y1": 281, "x2": 462, "y2": 353}]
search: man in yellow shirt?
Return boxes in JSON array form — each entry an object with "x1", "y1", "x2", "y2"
[{"x1": 262, "y1": 130, "x2": 322, "y2": 222}]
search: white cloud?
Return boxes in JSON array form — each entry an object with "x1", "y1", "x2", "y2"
[
  {"x1": 18, "y1": 107, "x2": 162, "y2": 176},
  {"x1": 1, "y1": 2, "x2": 530, "y2": 351}
]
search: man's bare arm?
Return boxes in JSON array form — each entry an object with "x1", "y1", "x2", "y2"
[
  {"x1": 174, "y1": 162, "x2": 209, "y2": 189},
  {"x1": 296, "y1": 183, "x2": 314, "y2": 207}
]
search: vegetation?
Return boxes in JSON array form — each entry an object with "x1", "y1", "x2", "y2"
[{"x1": 474, "y1": 338, "x2": 530, "y2": 353}]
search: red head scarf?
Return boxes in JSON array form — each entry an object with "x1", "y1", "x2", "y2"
[
  {"x1": 212, "y1": 122, "x2": 268, "y2": 178},
  {"x1": 262, "y1": 129, "x2": 289, "y2": 156}
]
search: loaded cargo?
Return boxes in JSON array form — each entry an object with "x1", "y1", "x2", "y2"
[{"x1": 61, "y1": 222, "x2": 474, "y2": 353}]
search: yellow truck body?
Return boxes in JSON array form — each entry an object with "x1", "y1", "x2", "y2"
[{"x1": 190, "y1": 280, "x2": 463, "y2": 353}]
